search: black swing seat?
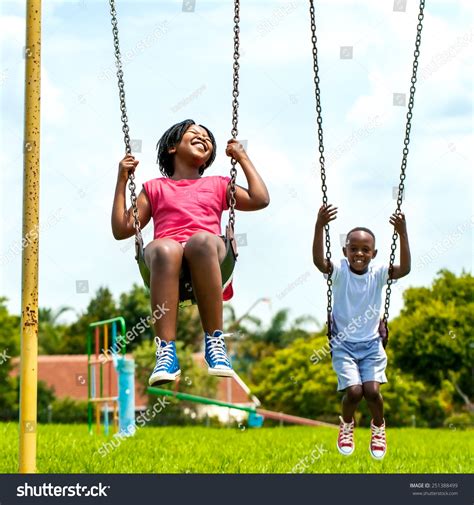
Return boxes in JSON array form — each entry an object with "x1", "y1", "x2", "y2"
[{"x1": 135, "y1": 226, "x2": 238, "y2": 307}]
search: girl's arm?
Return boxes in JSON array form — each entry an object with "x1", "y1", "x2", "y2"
[
  {"x1": 111, "y1": 155, "x2": 152, "y2": 240},
  {"x1": 312, "y1": 204, "x2": 338, "y2": 274},
  {"x1": 225, "y1": 140, "x2": 270, "y2": 211},
  {"x1": 388, "y1": 212, "x2": 411, "y2": 279}
]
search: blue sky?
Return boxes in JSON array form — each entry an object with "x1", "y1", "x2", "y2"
[{"x1": 0, "y1": 0, "x2": 472, "y2": 331}]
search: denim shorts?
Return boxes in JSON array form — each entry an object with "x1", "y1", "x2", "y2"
[{"x1": 331, "y1": 337, "x2": 387, "y2": 391}]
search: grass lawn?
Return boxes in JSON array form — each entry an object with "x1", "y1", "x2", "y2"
[{"x1": 1, "y1": 423, "x2": 472, "y2": 474}]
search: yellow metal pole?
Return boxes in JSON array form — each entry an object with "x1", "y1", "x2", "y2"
[{"x1": 18, "y1": 0, "x2": 41, "y2": 474}]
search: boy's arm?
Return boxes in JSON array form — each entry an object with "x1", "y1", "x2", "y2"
[
  {"x1": 388, "y1": 212, "x2": 411, "y2": 279},
  {"x1": 312, "y1": 204, "x2": 337, "y2": 274},
  {"x1": 225, "y1": 140, "x2": 270, "y2": 211},
  {"x1": 111, "y1": 155, "x2": 152, "y2": 240}
]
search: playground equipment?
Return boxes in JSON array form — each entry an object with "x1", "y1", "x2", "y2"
[
  {"x1": 87, "y1": 317, "x2": 136, "y2": 436},
  {"x1": 147, "y1": 386, "x2": 336, "y2": 429}
]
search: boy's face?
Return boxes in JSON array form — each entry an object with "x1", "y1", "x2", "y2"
[
  {"x1": 169, "y1": 124, "x2": 213, "y2": 167},
  {"x1": 343, "y1": 231, "x2": 377, "y2": 274}
]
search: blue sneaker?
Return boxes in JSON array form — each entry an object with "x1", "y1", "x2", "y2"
[
  {"x1": 204, "y1": 330, "x2": 234, "y2": 377},
  {"x1": 148, "y1": 337, "x2": 181, "y2": 386}
]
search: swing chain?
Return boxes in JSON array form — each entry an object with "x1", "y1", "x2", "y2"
[
  {"x1": 109, "y1": 0, "x2": 143, "y2": 252},
  {"x1": 309, "y1": 0, "x2": 333, "y2": 337},
  {"x1": 228, "y1": 0, "x2": 240, "y2": 231},
  {"x1": 383, "y1": 0, "x2": 425, "y2": 324}
]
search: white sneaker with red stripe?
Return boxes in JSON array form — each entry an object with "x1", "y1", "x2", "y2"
[
  {"x1": 337, "y1": 416, "x2": 355, "y2": 456},
  {"x1": 370, "y1": 419, "x2": 387, "y2": 460}
]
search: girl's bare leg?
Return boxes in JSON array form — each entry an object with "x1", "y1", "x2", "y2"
[
  {"x1": 183, "y1": 232, "x2": 226, "y2": 333},
  {"x1": 145, "y1": 238, "x2": 183, "y2": 341}
]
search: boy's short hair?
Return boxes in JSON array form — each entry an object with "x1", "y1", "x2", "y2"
[
  {"x1": 156, "y1": 119, "x2": 217, "y2": 177},
  {"x1": 346, "y1": 227, "x2": 376, "y2": 246}
]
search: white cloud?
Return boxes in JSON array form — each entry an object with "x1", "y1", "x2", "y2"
[
  {"x1": 41, "y1": 70, "x2": 65, "y2": 124},
  {"x1": 0, "y1": 14, "x2": 24, "y2": 44}
]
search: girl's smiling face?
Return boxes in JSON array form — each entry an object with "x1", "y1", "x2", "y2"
[
  {"x1": 156, "y1": 119, "x2": 217, "y2": 177},
  {"x1": 343, "y1": 231, "x2": 377, "y2": 274},
  {"x1": 169, "y1": 125, "x2": 214, "y2": 167}
]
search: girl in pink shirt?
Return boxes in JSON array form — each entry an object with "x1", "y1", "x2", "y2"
[{"x1": 111, "y1": 119, "x2": 269, "y2": 386}]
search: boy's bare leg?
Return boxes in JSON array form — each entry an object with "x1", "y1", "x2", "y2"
[
  {"x1": 183, "y1": 232, "x2": 226, "y2": 333},
  {"x1": 363, "y1": 381, "x2": 384, "y2": 426},
  {"x1": 145, "y1": 238, "x2": 183, "y2": 341},
  {"x1": 342, "y1": 385, "x2": 364, "y2": 423}
]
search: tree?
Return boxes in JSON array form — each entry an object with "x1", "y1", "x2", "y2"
[
  {"x1": 38, "y1": 306, "x2": 73, "y2": 355},
  {"x1": 390, "y1": 270, "x2": 473, "y2": 405},
  {"x1": 0, "y1": 298, "x2": 59, "y2": 421},
  {"x1": 63, "y1": 287, "x2": 117, "y2": 354},
  {"x1": 118, "y1": 283, "x2": 204, "y2": 351},
  {"x1": 0, "y1": 297, "x2": 20, "y2": 420},
  {"x1": 251, "y1": 334, "x2": 340, "y2": 423},
  {"x1": 118, "y1": 284, "x2": 153, "y2": 347},
  {"x1": 232, "y1": 309, "x2": 316, "y2": 379},
  {"x1": 59, "y1": 283, "x2": 207, "y2": 353},
  {"x1": 224, "y1": 304, "x2": 260, "y2": 333},
  {"x1": 251, "y1": 333, "x2": 455, "y2": 427},
  {"x1": 369, "y1": 367, "x2": 454, "y2": 427},
  {"x1": 249, "y1": 271, "x2": 472, "y2": 426},
  {"x1": 176, "y1": 305, "x2": 205, "y2": 351}
]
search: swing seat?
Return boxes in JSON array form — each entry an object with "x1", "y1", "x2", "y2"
[
  {"x1": 378, "y1": 319, "x2": 389, "y2": 348},
  {"x1": 135, "y1": 226, "x2": 238, "y2": 307}
]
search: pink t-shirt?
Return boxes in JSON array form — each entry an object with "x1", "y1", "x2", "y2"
[
  {"x1": 143, "y1": 175, "x2": 230, "y2": 243},
  {"x1": 143, "y1": 175, "x2": 234, "y2": 300}
]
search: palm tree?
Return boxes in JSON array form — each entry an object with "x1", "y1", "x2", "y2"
[
  {"x1": 38, "y1": 306, "x2": 74, "y2": 355},
  {"x1": 224, "y1": 304, "x2": 260, "y2": 335},
  {"x1": 234, "y1": 309, "x2": 320, "y2": 378}
]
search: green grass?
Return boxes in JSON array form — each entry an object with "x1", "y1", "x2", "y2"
[{"x1": 1, "y1": 423, "x2": 472, "y2": 473}]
